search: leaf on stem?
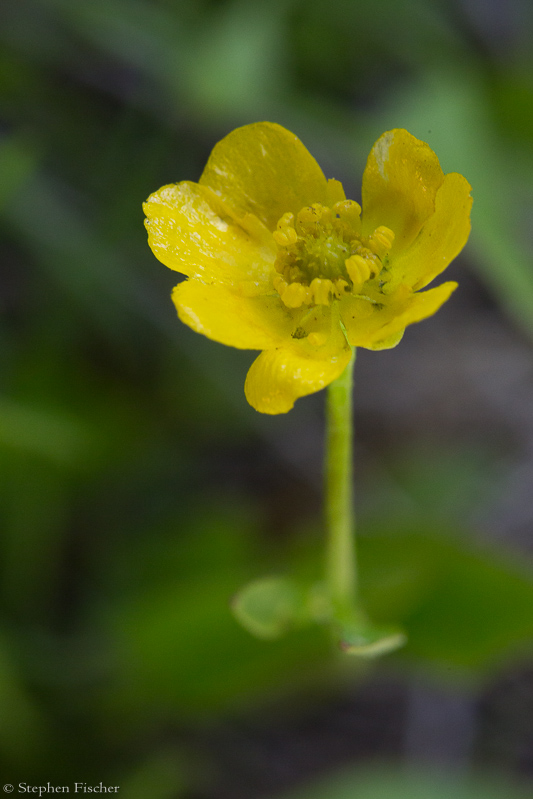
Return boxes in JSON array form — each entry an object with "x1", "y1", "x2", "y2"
[
  {"x1": 231, "y1": 576, "x2": 309, "y2": 640},
  {"x1": 337, "y1": 620, "x2": 407, "y2": 658}
]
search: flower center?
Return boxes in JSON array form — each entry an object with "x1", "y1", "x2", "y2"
[{"x1": 271, "y1": 201, "x2": 395, "y2": 309}]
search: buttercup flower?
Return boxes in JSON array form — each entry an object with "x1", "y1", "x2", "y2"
[{"x1": 144, "y1": 123, "x2": 472, "y2": 413}]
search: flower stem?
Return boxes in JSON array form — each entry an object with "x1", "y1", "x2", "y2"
[{"x1": 325, "y1": 347, "x2": 359, "y2": 621}]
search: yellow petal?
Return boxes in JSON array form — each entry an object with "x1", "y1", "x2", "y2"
[
  {"x1": 144, "y1": 181, "x2": 275, "y2": 286},
  {"x1": 245, "y1": 343, "x2": 352, "y2": 414},
  {"x1": 362, "y1": 129, "x2": 445, "y2": 256},
  {"x1": 393, "y1": 172, "x2": 472, "y2": 290},
  {"x1": 366, "y1": 329, "x2": 405, "y2": 351},
  {"x1": 341, "y1": 282, "x2": 457, "y2": 348},
  {"x1": 172, "y1": 280, "x2": 294, "y2": 349},
  {"x1": 326, "y1": 178, "x2": 346, "y2": 206},
  {"x1": 199, "y1": 122, "x2": 329, "y2": 231}
]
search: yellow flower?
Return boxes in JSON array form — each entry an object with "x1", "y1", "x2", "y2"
[{"x1": 144, "y1": 123, "x2": 472, "y2": 414}]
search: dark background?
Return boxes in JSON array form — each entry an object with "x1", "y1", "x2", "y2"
[{"x1": 2, "y1": 0, "x2": 533, "y2": 796}]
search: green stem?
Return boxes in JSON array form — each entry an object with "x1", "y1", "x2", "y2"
[{"x1": 325, "y1": 347, "x2": 358, "y2": 620}]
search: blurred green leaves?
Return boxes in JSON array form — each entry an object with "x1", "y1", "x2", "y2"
[
  {"x1": 98, "y1": 506, "x2": 332, "y2": 718},
  {"x1": 183, "y1": 0, "x2": 287, "y2": 117},
  {"x1": 277, "y1": 764, "x2": 530, "y2": 799},
  {"x1": 0, "y1": 135, "x2": 39, "y2": 208},
  {"x1": 359, "y1": 527, "x2": 533, "y2": 672},
  {"x1": 0, "y1": 397, "x2": 92, "y2": 465}
]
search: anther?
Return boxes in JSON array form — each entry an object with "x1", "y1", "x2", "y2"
[
  {"x1": 333, "y1": 278, "x2": 349, "y2": 299},
  {"x1": 273, "y1": 212, "x2": 298, "y2": 247},
  {"x1": 345, "y1": 254, "x2": 372, "y2": 286},
  {"x1": 310, "y1": 277, "x2": 333, "y2": 305},
  {"x1": 316, "y1": 205, "x2": 333, "y2": 226},
  {"x1": 278, "y1": 212, "x2": 295, "y2": 228},
  {"x1": 296, "y1": 205, "x2": 322, "y2": 236},
  {"x1": 333, "y1": 199, "x2": 362, "y2": 225},
  {"x1": 281, "y1": 282, "x2": 310, "y2": 308},
  {"x1": 368, "y1": 226, "x2": 395, "y2": 257},
  {"x1": 273, "y1": 227, "x2": 298, "y2": 247}
]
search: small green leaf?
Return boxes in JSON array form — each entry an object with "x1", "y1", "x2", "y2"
[
  {"x1": 337, "y1": 620, "x2": 407, "y2": 658},
  {"x1": 232, "y1": 576, "x2": 307, "y2": 640}
]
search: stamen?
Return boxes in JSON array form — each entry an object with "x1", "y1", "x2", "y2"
[
  {"x1": 345, "y1": 254, "x2": 372, "y2": 286},
  {"x1": 271, "y1": 202, "x2": 396, "y2": 311},
  {"x1": 281, "y1": 281, "x2": 310, "y2": 308},
  {"x1": 273, "y1": 212, "x2": 298, "y2": 247},
  {"x1": 333, "y1": 278, "x2": 349, "y2": 299},
  {"x1": 310, "y1": 277, "x2": 333, "y2": 305},
  {"x1": 273, "y1": 227, "x2": 298, "y2": 247},
  {"x1": 278, "y1": 211, "x2": 295, "y2": 228},
  {"x1": 333, "y1": 199, "x2": 362, "y2": 225},
  {"x1": 352, "y1": 244, "x2": 380, "y2": 268},
  {"x1": 296, "y1": 205, "x2": 325, "y2": 237},
  {"x1": 317, "y1": 205, "x2": 333, "y2": 226},
  {"x1": 368, "y1": 226, "x2": 395, "y2": 258}
]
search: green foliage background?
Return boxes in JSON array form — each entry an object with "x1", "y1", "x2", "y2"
[{"x1": 1, "y1": 0, "x2": 533, "y2": 796}]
